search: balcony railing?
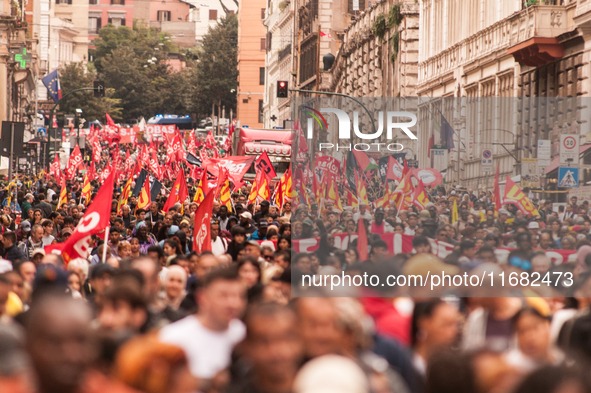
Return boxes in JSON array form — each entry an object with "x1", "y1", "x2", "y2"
[{"x1": 278, "y1": 43, "x2": 291, "y2": 62}]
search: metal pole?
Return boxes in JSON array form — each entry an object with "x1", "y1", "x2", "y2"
[{"x1": 8, "y1": 123, "x2": 14, "y2": 181}]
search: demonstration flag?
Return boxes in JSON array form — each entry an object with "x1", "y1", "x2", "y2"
[
  {"x1": 352, "y1": 150, "x2": 379, "y2": 172},
  {"x1": 150, "y1": 150, "x2": 163, "y2": 180},
  {"x1": 248, "y1": 170, "x2": 270, "y2": 205},
  {"x1": 493, "y1": 163, "x2": 501, "y2": 214},
  {"x1": 451, "y1": 199, "x2": 458, "y2": 224},
  {"x1": 136, "y1": 175, "x2": 151, "y2": 211},
  {"x1": 41, "y1": 69, "x2": 61, "y2": 103},
  {"x1": 375, "y1": 184, "x2": 390, "y2": 209},
  {"x1": 326, "y1": 174, "x2": 344, "y2": 211},
  {"x1": 117, "y1": 177, "x2": 133, "y2": 214},
  {"x1": 92, "y1": 135, "x2": 102, "y2": 163},
  {"x1": 193, "y1": 190, "x2": 215, "y2": 254},
  {"x1": 50, "y1": 154, "x2": 62, "y2": 182},
  {"x1": 205, "y1": 130, "x2": 216, "y2": 149},
  {"x1": 45, "y1": 171, "x2": 115, "y2": 265},
  {"x1": 57, "y1": 177, "x2": 68, "y2": 209},
  {"x1": 163, "y1": 169, "x2": 189, "y2": 213},
  {"x1": 188, "y1": 130, "x2": 197, "y2": 154},
  {"x1": 386, "y1": 156, "x2": 403, "y2": 181},
  {"x1": 65, "y1": 144, "x2": 83, "y2": 180},
  {"x1": 392, "y1": 170, "x2": 413, "y2": 211},
  {"x1": 355, "y1": 171, "x2": 369, "y2": 206},
  {"x1": 219, "y1": 178, "x2": 232, "y2": 213},
  {"x1": 255, "y1": 152, "x2": 277, "y2": 182},
  {"x1": 193, "y1": 169, "x2": 209, "y2": 205},
  {"x1": 81, "y1": 173, "x2": 92, "y2": 206},
  {"x1": 346, "y1": 188, "x2": 358, "y2": 207},
  {"x1": 503, "y1": 176, "x2": 540, "y2": 216},
  {"x1": 412, "y1": 180, "x2": 430, "y2": 210},
  {"x1": 132, "y1": 168, "x2": 149, "y2": 197}
]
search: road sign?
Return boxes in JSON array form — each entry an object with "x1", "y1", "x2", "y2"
[
  {"x1": 560, "y1": 134, "x2": 579, "y2": 164},
  {"x1": 558, "y1": 167, "x2": 579, "y2": 188},
  {"x1": 481, "y1": 149, "x2": 493, "y2": 172},
  {"x1": 538, "y1": 139, "x2": 551, "y2": 167}
]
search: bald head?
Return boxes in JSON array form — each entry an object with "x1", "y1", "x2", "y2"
[{"x1": 26, "y1": 292, "x2": 96, "y2": 393}]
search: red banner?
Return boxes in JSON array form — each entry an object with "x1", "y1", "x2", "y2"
[
  {"x1": 119, "y1": 126, "x2": 138, "y2": 144},
  {"x1": 255, "y1": 152, "x2": 277, "y2": 181},
  {"x1": 292, "y1": 233, "x2": 576, "y2": 265},
  {"x1": 146, "y1": 124, "x2": 176, "y2": 140},
  {"x1": 316, "y1": 154, "x2": 341, "y2": 176}
]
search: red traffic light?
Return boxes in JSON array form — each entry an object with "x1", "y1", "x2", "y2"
[{"x1": 279, "y1": 82, "x2": 286, "y2": 87}]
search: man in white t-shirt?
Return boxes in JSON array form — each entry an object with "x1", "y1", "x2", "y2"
[
  {"x1": 352, "y1": 203, "x2": 372, "y2": 222},
  {"x1": 210, "y1": 220, "x2": 227, "y2": 256},
  {"x1": 159, "y1": 268, "x2": 246, "y2": 380}
]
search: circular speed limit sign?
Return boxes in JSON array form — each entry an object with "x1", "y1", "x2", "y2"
[{"x1": 563, "y1": 136, "x2": 576, "y2": 149}]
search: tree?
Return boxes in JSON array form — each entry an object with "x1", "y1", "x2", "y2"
[
  {"x1": 191, "y1": 14, "x2": 238, "y2": 118},
  {"x1": 59, "y1": 63, "x2": 123, "y2": 123}
]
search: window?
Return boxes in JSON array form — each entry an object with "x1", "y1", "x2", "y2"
[
  {"x1": 260, "y1": 38, "x2": 266, "y2": 51},
  {"x1": 259, "y1": 67, "x2": 265, "y2": 85},
  {"x1": 261, "y1": 8, "x2": 266, "y2": 19},
  {"x1": 88, "y1": 17, "x2": 101, "y2": 33},
  {"x1": 56, "y1": 0, "x2": 72, "y2": 5},
  {"x1": 157, "y1": 11, "x2": 171, "y2": 21},
  {"x1": 348, "y1": 0, "x2": 366, "y2": 13},
  {"x1": 258, "y1": 100, "x2": 264, "y2": 123},
  {"x1": 193, "y1": 8, "x2": 200, "y2": 21},
  {"x1": 209, "y1": 9, "x2": 217, "y2": 20},
  {"x1": 108, "y1": 17, "x2": 125, "y2": 26},
  {"x1": 243, "y1": 99, "x2": 249, "y2": 104},
  {"x1": 89, "y1": 0, "x2": 98, "y2": 4},
  {"x1": 111, "y1": 0, "x2": 124, "y2": 4}
]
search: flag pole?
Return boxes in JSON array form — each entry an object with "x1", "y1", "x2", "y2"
[{"x1": 102, "y1": 226, "x2": 110, "y2": 263}]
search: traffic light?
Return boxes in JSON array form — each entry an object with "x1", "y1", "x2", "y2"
[
  {"x1": 277, "y1": 81, "x2": 288, "y2": 98},
  {"x1": 94, "y1": 80, "x2": 105, "y2": 97}
]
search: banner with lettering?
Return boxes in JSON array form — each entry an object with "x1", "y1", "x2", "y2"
[{"x1": 316, "y1": 154, "x2": 341, "y2": 177}]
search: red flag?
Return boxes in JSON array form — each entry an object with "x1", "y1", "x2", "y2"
[
  {"x1": 124, "y1": 149, "x2": 133, "y2": 174},
  {"x1": 386, "y1": 156, "x2": 403, "y2": 181},
  {"x1": 199, "y1": 148, "x2": 208, "y2": 162},
  {"x1": 88, "y1": 160, "x2": 97, "y2": 181},
  {"x1": 50, "y1": 154, "x2": 62, "y2": 182},
  {"x1": 205, "y1": 130, "x2": 216, "y2": 149},
  {"x1": 193, "y1": 191, "x2": 215, "y2": 254},
  {"x1": 149, "y1": 150, "x2": 163, "y2": 180},
  {"x1": 412, "y1": 180, "x2": 430, "y2": 210},
  {"x1": 136, "y1": 175, "x2": 151, "y2": 211},
  {"x1": 357, "y1": 217, "x2": 368, "y2": 261},
  {"x1": 503, "y1": 176, "x2": 540, "y2": 216},
  {"x1": 100, "y1": 162, "x2": 113, "y2": 183},
  {"x1": 188, "y1": 130, "x2": 196, "y2": 154},
  {"x1": 255, "y1": 152, "x2": 277, "y2": 181},
  {"x1": 163, "y1": 169, "x2": 189, "y2": 212},
  {"x1": 65, "y1": 145, "x2": 83, "y2": 180},
  {"x1": 45, "y1": 171, "x2": 115, "y2": 265},
  {"x1": 106, "y1": 113, "x2": 116, "y2": 128},
  {"x1": 92, "y1": 135, "x2": 102, "y2": 162}
]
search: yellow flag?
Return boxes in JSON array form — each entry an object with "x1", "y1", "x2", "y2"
[{"x1": 451, "y1": 199, "x2": 458, "y2": 224}]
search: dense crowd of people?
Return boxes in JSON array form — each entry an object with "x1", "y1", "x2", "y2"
[{"x1": 1, "y1": 138, "x2": 591, "y2": 393}]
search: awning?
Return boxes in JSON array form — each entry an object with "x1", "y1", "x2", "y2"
[{"x1": 545, "y1": 144, "x2": 591, "y2": 174}]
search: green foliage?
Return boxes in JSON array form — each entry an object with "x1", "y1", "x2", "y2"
[
  {"x1": 390, "y1": 31, "x2": 399, "y2": 63},
  {"x1": 372, "y1": 13, "x2": 387, "y2": 40},
  {"x1": 191, "y1": 14, "x2": 238, "y2": 117},
  {"x1": 387, "y1": 3, "x2": 402, "y2": 28},
  {"x1": 59, "y1": 62, "x2": 123, "y2": 122}
]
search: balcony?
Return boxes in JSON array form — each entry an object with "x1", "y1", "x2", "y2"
[
  {"x1": 507, "y1": 4, "x2": 571, "y2": 66},
  {"x1": 278, "y1": 43, "x2": 291, "y2": 62}
]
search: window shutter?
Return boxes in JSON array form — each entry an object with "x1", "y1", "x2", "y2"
[
  {"x1": 121, "y1": 18, "x2": 125, "y2": 26},
  {"x1": 108, "y1": 18, "x2": 112, "y2": 24},
  {"x1": 68, "y1": 0, "x2": 72, "y2": 4},
  {"x1": 97, "y1": 17, "x2": 102, "y2": 29}
]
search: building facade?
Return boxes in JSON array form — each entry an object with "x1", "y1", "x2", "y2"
[
  {"x1": 262, "y1": 0, "x2": 295, "y2": 128},
  {"x1": 53, "y1": 0, "x2": 89, "y2": 60},
  {"x1": 187, "y1": 0, "x2": 237, "y2": 46},
  {"x1": 149, "y1": 0, "x2": 196, "y2": 48},
  {"x1": 88, "y1": 0, "x2": 134, "y2": 43},
  {"x1": 416, "y1": 0, "x2": 591, "y2": 191},
  {"x1": 237, "y1": 0, "x2": 266, "y2": 128}
]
